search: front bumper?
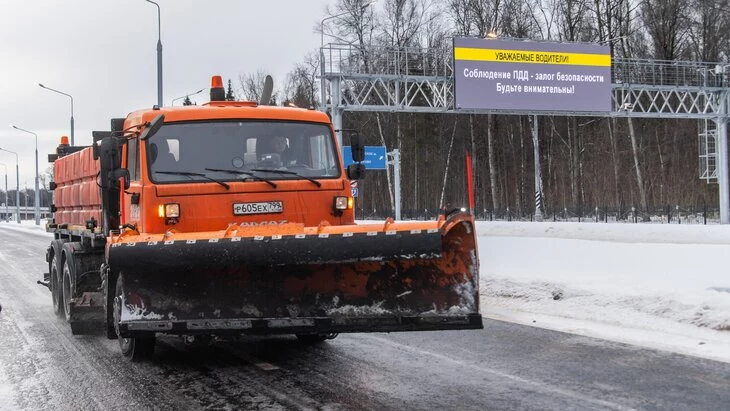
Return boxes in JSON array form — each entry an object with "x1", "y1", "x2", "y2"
[{"x1": 118, "y1": 313, "x2": 484, "y2": 337}]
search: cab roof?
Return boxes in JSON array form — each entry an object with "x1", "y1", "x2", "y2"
[{"x1": 126, "y1": 103, "x2": 331, "y2": 130}]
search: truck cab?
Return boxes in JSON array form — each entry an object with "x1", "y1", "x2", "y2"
[{"x1": 121, "y1": 102, "x2": 355, "y2": 235}]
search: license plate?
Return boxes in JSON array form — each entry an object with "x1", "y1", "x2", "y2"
[{"x1": 233, "y1": 201, "x2": 283, "y2": 215}]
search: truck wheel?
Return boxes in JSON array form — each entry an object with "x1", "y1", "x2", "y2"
[
  {"x1": 105, "y1": 274, "x2": 118, "y2": 340},
  {"x1": 61, "y1": 257, "x2": 74, "y2": 322},
  {"x1": 50, "y1": 253, "x2": 64, "y2": 318},
  {"x1": 296, "y1": 333, "x2": 338, "y2": 344},
  {"x1": 114, "y1": 275, "x2": 155, "y2": 361}
]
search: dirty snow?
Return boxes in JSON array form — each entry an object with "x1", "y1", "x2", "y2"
[
  {"x1": 121, "y1": 300, "x2": 165, "y2": 321},
  {"x1": 327, "y1": 301, "x2": 392, "y2": 316}
]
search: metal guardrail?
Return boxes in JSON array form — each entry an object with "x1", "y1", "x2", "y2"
[
  {"x1": 323, "y1": 44, "x2": 453, "y2": 78},
  {"x1": 612, "y1": 58, "x2": 728, "y2": 89}
]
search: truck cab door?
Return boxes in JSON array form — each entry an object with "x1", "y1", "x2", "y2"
[{"x1": 121, "y1": 137, "x2": 142, "y2": 228}]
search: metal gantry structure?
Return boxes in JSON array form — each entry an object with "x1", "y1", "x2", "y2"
[{"x1": 321, "y1": 43, "x2": 730, "y2": 223}]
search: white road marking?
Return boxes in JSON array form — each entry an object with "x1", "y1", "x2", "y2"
[{"x1": 359, "y1": 334, "x2": 634, "y2": 410}]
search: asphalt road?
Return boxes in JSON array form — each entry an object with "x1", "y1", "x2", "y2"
[{"x1": 1, "y1": 226, "x2": 729, "y2": 410}]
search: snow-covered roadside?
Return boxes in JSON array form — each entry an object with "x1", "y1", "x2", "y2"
[
  {"x1": 0, "y1": 220, "x2": 53, "y2": 238},
  {"x1": 478, "y1": 221, "x2": 730, "y2": 363}
]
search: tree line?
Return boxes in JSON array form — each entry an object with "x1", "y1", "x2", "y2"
[
  {"x1": 190, "y1": 1, "x2": 730, "y2": 220},
  {"x1": 286, "y1": 0, "x2": 728, "y2": 219},
  {"x1": 6, "y1": 2, "x2": 727, "y2": 220}
]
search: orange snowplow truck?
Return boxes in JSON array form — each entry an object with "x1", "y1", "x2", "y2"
[{"x1": 42, "y1": 76, "x2": 481, "y2": 360}]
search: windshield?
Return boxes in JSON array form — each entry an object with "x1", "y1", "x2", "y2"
[{"x1": 145, "y1": 121, "x2": 340, "y2": 184}]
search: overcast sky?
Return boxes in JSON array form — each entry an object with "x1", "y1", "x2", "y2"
[{"x1": 0, "y1": 0, "x2": 336, "y2": 190}]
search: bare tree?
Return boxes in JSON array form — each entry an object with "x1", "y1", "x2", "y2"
[
  {"x1": 687, "y1": 0, "x2": 730, "y2": 61},
  {"x1": 379, "y1": 0, "x2": 432, "y2": 47},
  {"x1": 285, "y1": 52, "x2": 320, "y2": 108},
  {"x1": 531, "y1": 0, "x2": 560, "y2": 40},
  {"x1": 589, "y1": 0, "x2": 643, "y2": 58},
  {"x1": 556, "y1": 0, "x2": 593, "y2": 42},
  {"x1": 238, "y1": 70, "x2": 279, "y2": 104},
  {"x1": 447, "y1": 0, "x2": 476, "y2": 36},
  {"x1": 627, "y1": 117, "x2": 649, "y2": 216},
  {"x1": 471, "y1": 0, "x2": 503, "y2": 36},
  {"x1": 448, "y1": 0, "x2": 504, "y2": 37},
  {"x1": 322, "y1": 0, "x2": 378, "y2": 70},
  {"x1": 447, "y1": 0, "x2": 503, "y2": 212},
  {"x1": 499, "y1": 0, "x2": 541, "y2": 38},
  {"x1": 640, "y1": 0, "x2": 692, "y2": 60}
]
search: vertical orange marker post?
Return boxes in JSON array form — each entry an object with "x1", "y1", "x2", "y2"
[{"x1": 466, "y1": 151, "x2": 474, "y2": 213}]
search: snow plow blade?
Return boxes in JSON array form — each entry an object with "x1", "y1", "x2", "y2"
[{"x1": 110, "y1": 213, "x2": 482, "y2": 337}]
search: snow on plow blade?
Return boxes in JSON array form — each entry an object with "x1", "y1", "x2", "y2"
[{"x1": 110, "y1": 213, "x2": 482, "y2": 336}]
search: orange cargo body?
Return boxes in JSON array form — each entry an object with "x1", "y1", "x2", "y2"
[{"x1": 53, "y1": 146, "x2": 101, "y2": 226}]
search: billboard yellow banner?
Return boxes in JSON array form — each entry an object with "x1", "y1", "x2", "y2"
[{"x1": 455, "y1": 47, "x2": 611, "y2": 67}]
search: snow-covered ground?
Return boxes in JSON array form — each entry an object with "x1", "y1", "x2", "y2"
[
  {"x1": 477, "y1": 221, "x2": 730, "y2": 364},
  {"x1": 0, "y1": 220, "x2": 51, "y2": 237},
  {"x1": 3, "y1": 219, "x2": 729, "y2": 363}
]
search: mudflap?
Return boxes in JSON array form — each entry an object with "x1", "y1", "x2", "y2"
[
  {"x1": 110, "y1": 215, "x2": 482, "y2": 337},
  {"x1": 69, "y1": 292, "x2": 106, "y2": 335}
]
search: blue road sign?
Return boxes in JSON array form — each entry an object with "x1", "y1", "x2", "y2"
[{"x1": 342, "y1": 146, "x2": 387, "y2": 170}]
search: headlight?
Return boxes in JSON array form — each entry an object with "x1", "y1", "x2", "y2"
[
  {"x1": 159, "y1": 203, "x2": 180, "y2": 218},
  {"x1": 334, "y1": 196, "x2": 350, "y2": 210},
  {"x1": 164, "y1": 203, "x2": 180, "y2": 218}
]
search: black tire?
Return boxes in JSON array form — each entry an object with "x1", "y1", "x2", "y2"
[
  {"x1": 105, "y1": 271, "x2": 118, "y2": 340},
  {"x1": 50, "y1": 253, "x2": 64, "y2": 318},
  {"x1": 296, "y1": 333, "x2": 338, "y2": 344},
  {"x1": 114, "y1": 275, "x2": 155, "y2": 361},
  {"x1": 61, "y1": 256, "x2": 74, "y2": 323}
]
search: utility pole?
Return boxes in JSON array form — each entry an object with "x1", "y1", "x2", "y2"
[
  {"x1": 12, "y1": 125, "x2": 40, "y2": 225},
  {"x1": 532, "y1": 115, "x2": 543, "y2": 221},
  {"x1": 388, "y1": 149, "x2": 401, "y2": 220},
  {"x1": 146, "y1": 0, "x2": 163, "y2": 107}
]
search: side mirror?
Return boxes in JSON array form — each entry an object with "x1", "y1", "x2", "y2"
[
  {"x1": 111, "y1": 168, "x2": 131, "y2": 190},
  {"x1": 350, "y1": 132, "x2": 365, "y2": 162},
  {"x1": 140, "y1": 114, "x2": 165, "y2": 141},
  {"x1": 346, "y1": 163, "x2": 366, "y2": 180}
]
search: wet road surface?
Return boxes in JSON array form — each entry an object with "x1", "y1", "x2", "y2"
[{"x1": 1, "y1": 226, "x2": 729, "y2": 410}]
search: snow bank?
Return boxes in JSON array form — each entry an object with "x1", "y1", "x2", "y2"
[
  {"x1": 0, "y1": 220, "x2": 53, "y2": 238},
  {"x1": 478, "y1": 221, "x2": 730, "y2": 362}
]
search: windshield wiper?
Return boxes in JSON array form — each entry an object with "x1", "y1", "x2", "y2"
[
  {"x1": 204, "y1": 168, "x2": 277, "y2": 188},
  {"x1": 251, "y1": 168, "x2": 322, "y2": 187},
  {"x1": 155, "y1": 170, "x2": 230, "y2": 190}
]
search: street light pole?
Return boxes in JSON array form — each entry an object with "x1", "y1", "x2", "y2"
[
  {"x1": 38, "y1": 83, "x2": 74, "y2": 146},
  {"x1": 171, "y1": 88, "x2": 205, "y2": 106},
  {"x1": 319, "y1": 1, "x2": 376, "y2": 112},
  {"x1": 146, "y1": 0, "x2": 163, "y2": 107},
  {"x1": 11, "y1": 125, "x2": 40, "y2": 225},
  {"x1": 0, "y1": 148, "x2": 20, "y2": 224},
  {"x1": 0, "y1": 163, "x2": 7, "y2": 221}
]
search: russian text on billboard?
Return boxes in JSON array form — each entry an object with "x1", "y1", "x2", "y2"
[{"x1": 453, "y1": 38, "x2": 611, "y2": 112}]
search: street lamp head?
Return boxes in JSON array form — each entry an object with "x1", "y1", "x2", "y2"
[
  {"x1": 10, "y1": 125, "x2": 37, "y2": 139},
  {"x1": 38, "y1": 83, "x2": 45, "y2": 89}
]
